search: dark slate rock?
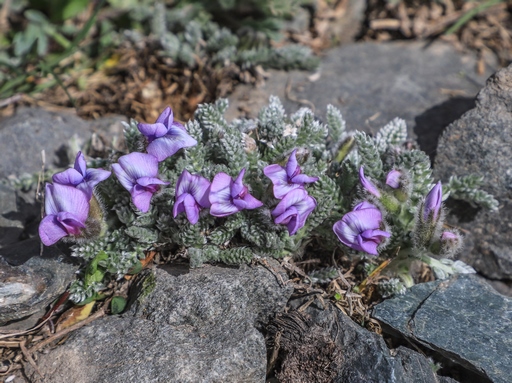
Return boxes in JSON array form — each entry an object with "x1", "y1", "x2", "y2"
[
  {"x1": 277, "y1": 297, "x2": 448, "y2": 383},
  {"x1": 226, "y1": 41, "x2": 494, "y2": 157},
  {"x1": 0, "y1": 254, "x2": 77, "y2": 328},
  {"x1": 434, "y1": 64, "x2": 512, "y2": 281},
  {"x1": 373, "y1": 274, "x2": 512, "y2": 383},
  {"x1": 25, "y1": 260, "x2": 293, "y2": 383}
]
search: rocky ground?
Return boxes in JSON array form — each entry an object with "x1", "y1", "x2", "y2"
[
  {"x1": 1, "y1": 20, "x2": 512, "y2": 383},
  {"x1": 0, "y1": 1, "x2": 512, "y2": 383}
]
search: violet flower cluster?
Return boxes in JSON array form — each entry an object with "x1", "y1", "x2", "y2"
[{"x1": 264, "y1": 150, "x2": 318, "y2": 235}]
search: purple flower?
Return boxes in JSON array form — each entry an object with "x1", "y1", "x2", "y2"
[
  {"x1": 112, "y1": 153, "x2": 169, "y2": 213},
  {"x1": 52, "y1": 152, "x2": 111, "y2": 199},
  {"x1": 333, "y1": 201, "x2": 391, "y2": 256},
  {"x1": 39, "y1": 183, "x2": 90, "y2": 246},
  {"x1": 137, "y1": 107, "x2": 197, "y2": 162},
  {"x1": 423, "y1": 182, "x2": 442, "y2": 221},
  {"x1": 271, "y1": 188, "x2": 316, "y2": 235},
  {"x1": 385, "y1": 170, "x2": 401, "y2": 189},
  {"x1": 264, "y1": 149, "x2": 318, "y2": 199},
  {"x1": 209, "y1": 169, "x2": 263, "y2": 217},
  {"x1": 173, "y1": 170, "x2": 211, "y2": 224},
  {"x1": 359, "y1": 167, "x2": 381, "y2": 198}
]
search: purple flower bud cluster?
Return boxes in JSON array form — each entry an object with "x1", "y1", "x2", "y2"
[
  {"x1": 39, "y1": 152, "x2": 111, "y2": 246},
  {"x1": 264, "y1": 150, "x2": 317, "y2": 235}
]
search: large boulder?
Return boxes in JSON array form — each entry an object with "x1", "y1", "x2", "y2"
[
  {"x1": 434, "y1": 64, "x2": 512, "y2": 281},
  {"x1": 24, "y1": 260, "x2": 293, "y2": 383}
]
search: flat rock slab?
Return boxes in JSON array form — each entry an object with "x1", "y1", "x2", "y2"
[
  {"x1": 0, "y1": 254, "x2": 77, "y2": 328},
  {"x1": 279, "y1": 297, "x2": 450, "y2": 383},
  {"x1": 227, "y1": 41, "x2": 493, "y2": 158},
  {"x1": 434, "y1": 64, "x2": 512, "y2": 281},
  {"x1": 373, "y1": 274, "x2": 512, "y2": 383},
  {"x1": 25, "y1": 260, "x2": 293, "y2": 383}
]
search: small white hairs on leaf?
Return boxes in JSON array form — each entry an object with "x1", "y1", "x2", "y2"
[{"x1": 375, "y1": 118, "x2": 408, "y2": 152}]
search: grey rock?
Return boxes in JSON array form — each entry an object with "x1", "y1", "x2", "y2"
[
  {"x1": 0, "y1": 183, "x2": 25, "y2": 247},
  {"x1": 0, "y1": 254, "x2": 77, "y2": 328},
  {"x1": 0, "y1": 108, "x2": 90, "y2": 178},
  {"x1": 277, "y1": 297, "x2": 449, "y2": 383},
  {"x1": 373, "y1": 274, "x2": 512, "y2": 383},
  {"x1": 0, "y1": 108, "x2": 127, "y2": 178},
  {"x1": 25, "y1": 260, "x2": 293, "y2": 383},
  {"x1": 226, "y1": 41, "x2": 494, "y2": 157},
  {"x1": 434, "y1": 64, "x2": 512, "y2": 281}
]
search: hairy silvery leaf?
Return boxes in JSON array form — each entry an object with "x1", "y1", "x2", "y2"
[{"x1": 375, "y1": 118, "x2": 407, "y2": 152}]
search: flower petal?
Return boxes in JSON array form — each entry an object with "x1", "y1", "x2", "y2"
[
  {"x1": 146, "y1": 130, "x2": 197, "y2": 162},
  {"x1": 74, "y1": 151, "x2": 87, "y2": 176},
  {"x1": 118, "y1": 152, "x2": 159, "y2": 179},
  {"x1": 291, "y1": 174, "x2": 318, "y2": 184},
  {"x1": 156, "y1": 106, "x2": 172, "y2": 125},
  {"x1": 209, "y1": 172, "x2": 233, "y2": 205},
  {"x1": 131, "y1": 187, "x2": 153, "y2": 213},
  {"x1": 385, "y1": 170, "x2": 401, "y2": 189},
  {"x1": 285, "y1": 150, "x2": 299, "y2": 178},
  {"x1": 359, "y1": 167, "x2": 381, "y2": 198},
  {"x1": 241, "y1": 193, "x2": 263, "y2": 210},
  {"x1": 84, "y1": 168, "x2": 111, "y2": 185},
  {"x1": 52, "y1": 168, "x2": 84, "y2": 187},
  {"x1": 231, "y1": 169, "x2": 246, "y2": 198},
  {"x1": 272, "y1": 189, "x2": 308, "y2": 217},
  {"x1": 39, "y1": 215, "x2": 68, "y2": 246},
  {"x1": 424, "y1": 181, "x2": 442, "y2": 220},
  {"x1": 112, "y1": 163, "x2": 134, "y2": 192},
  {"x1": 138, "y1": 122, "x2": 168, "y2": 140},
  {"x1": 274, "y1": 206, "x2": 298, "y2": 225},
  {"x1": 173, "y1": 193, "x2": 188, "y2": 218},
  {"x1": 263, "y1": 164, "x2": 288, "y2": 185},
  {"x1": 357, "y1": 235, "x2": 378, "y2": 255},
  {"x1": 48, "y1": 184, "x2": 89, "y2": 222},
  {"x1": 210, "y1": 201, "x2": 240, "y2": 217},
  {"x1": 183, "y1": 194, "x2": 201, "y2": 224}
]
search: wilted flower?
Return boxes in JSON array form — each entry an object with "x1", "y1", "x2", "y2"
[
  {"x1": 385, "y1": 170, "x2": 401, "y2": 189},
  {"x1": 209, "y1": 169, "x2": 263, "y2": 217},
  {"x1": 137, "y1": 106, "x2": 197, "y2": 162},
  {"x1": 52, "y1": 151, "x2": 111, "y2": 199},
  {"x1": 39, "y1": 183, "x2": 90, "y2": 246},
  {"x1": 112, "y1": 153, "x2": 169, "y2": 213},
  {"x1": 439, "y1": 230, "x2": 463, "y2": 257},
  {"x1": 423, "y1": 182, "x2": 442, "y2": 221},
  {"x1": 359, "y1": 167, "x2": 381, "y2": 198},
  {"x1": 271, "y1": 188, "x2": 316, "y2": 235},
  {"x1": 173, "y1": 170, "x2": 211, "y2": 224},
  {"x1": 264, "y1": 149, "x2": 318, "y2": 199},
  {"x1": 333, "y1": 201, "x2": 390, "y2": 256}
]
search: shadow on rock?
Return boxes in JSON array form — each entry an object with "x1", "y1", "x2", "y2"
[{"x1": 414, "y1": 96, "x2": 475, "y2": 163}]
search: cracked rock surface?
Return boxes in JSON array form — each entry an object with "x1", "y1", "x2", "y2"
[{"x1": 373, "y1": 274, "x2": 512, "y2": 383}]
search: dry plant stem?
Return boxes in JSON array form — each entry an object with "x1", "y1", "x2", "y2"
[
  {"x1": 28, "y1": 307, "x2": 106, "y2": 355},
  {"x1": 0, "y1": 94, "x2": 23, "y2": 108},
  {"x1": 20, "y1": 340, "x2": 42, "y2": 378}
]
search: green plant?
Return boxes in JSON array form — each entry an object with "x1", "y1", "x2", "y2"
[{"x1": 37, "y1": 97, "x2": 497, "y2": 303}]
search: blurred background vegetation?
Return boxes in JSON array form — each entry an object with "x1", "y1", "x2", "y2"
[{"x1": 0, "y1": 0, "x2": 510, "y2": 121}]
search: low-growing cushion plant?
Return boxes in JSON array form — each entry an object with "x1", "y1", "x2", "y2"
[{"x1": 37, "y1": 96, "x2": 498, "y2": 303}]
